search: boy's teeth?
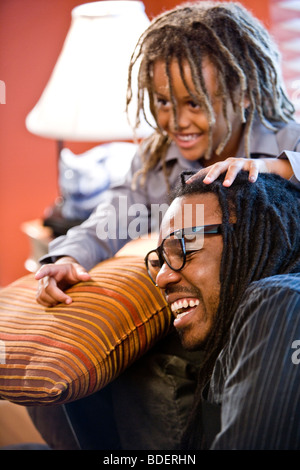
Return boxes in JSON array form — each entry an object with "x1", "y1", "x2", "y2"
[
  {"x1": 171, "y1": 298, "x2": 199, "y2": 313},
  {"x1": 179, "y1": 134, "x2": 197, "y2": 141}
]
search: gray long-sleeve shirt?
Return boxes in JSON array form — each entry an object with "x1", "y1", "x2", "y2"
[{"x1": 41, "y1": 118, "x2": 300, "y2": 270}]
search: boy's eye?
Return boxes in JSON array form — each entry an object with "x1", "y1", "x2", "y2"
[
  {"x1": 155, "y1": 96, "x2": 170, "y2": 108},
  {"x1": 188, "y1": 99, "x2": 204, "y2": 111},
  {"x1": 188, "y1": 100, "x2": 199, "y2": 108},
  {"x1": 159, "y1": 98, "x2": 169, "y2": 106}
]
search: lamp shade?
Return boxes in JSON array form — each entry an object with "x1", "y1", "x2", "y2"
[{"x1": 25, "y1": 1, "x2": 151, "y2": 141}]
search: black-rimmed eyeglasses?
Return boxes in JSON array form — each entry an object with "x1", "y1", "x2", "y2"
[{"x1": 144, "y1": 224, "x2": 223, "y2": 285}]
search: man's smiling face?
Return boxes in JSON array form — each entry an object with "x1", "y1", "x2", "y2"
[{"x1": 156, "y1": 193, "x2": 223, "y2": 350}]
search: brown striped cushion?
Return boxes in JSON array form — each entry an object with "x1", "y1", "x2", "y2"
[{"x1": 0, "y1": 256, "x2": 172, "y2": 405}]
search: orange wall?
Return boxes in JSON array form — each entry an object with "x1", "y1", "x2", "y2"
[{"x1": 0, "y1": 0, "x2": 270, "y2": 287}]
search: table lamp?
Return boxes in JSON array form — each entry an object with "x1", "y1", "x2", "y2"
[
  {"x1": 25, "y1": 0, "x2": 152, "y2": 235},
  {"x1": 26, "y1": 0, "x2": 151, "y2": 147}
]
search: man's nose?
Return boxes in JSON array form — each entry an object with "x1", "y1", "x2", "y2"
[{"x1": 156, "y1": 263, "x2": 182, "y2": 288}]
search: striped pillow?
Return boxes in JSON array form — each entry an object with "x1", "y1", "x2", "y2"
[{"x1": 0, "y1": 256, "x2": 171, "y2": 405}]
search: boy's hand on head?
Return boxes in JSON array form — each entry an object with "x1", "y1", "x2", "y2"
[
  {"x1": 187, "y1": 157, "x2": 269, "y2": 187},
  {"x1": 35, "y1": 256, "x2": 91, "y2": 307}
]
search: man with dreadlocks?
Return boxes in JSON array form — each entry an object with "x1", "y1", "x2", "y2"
[
  {"x1": 146, "y1": 171, "x2": 300, "y2": 449},
  {"x1": 32, "y1": 1, "x2": 300, "y2": 449}
]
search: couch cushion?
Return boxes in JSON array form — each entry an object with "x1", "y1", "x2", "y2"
[{"x1": 0, "y1": 256, "x2": 171, "y2": 405}]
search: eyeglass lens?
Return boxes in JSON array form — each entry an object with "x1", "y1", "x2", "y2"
[
  {"x1": 146, "y1": 230, "x2": 205, "y2": 283},
  {"x1": 146, "y1": 237, "x2": 183, "y2": 283}
]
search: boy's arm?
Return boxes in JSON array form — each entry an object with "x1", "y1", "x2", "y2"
[
  {"x1": 187, "y1": 155, "x2": 296, "y2": 187},
  {"x1": 262, "y1": 156, "x2": 293, "y2": 179}
]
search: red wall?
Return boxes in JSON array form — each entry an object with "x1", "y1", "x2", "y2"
[{"x1": 0, "y1": 0, "x2": 270, "y2": 287}]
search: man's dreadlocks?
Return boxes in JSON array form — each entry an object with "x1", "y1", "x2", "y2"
[
  {"x1": 127, "y1": 1, "x2": 295, "y2": 188},
  {"x1": 171, "y1": 171, "x2": 300, "y2": 449}
]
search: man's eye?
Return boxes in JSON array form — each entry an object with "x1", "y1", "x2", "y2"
[
  {"x1": 185, "y1": 250, "x2": 200, "y2": 259},
  {"x1": 150, "y1": 260, "x2": 161, "y2": 269}
]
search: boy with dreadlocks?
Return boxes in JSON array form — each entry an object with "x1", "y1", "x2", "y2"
[
  {"x1": 33, "y1": 1, "x2": 300, "y2": 449},
  {"x1": 148, "y1": 170, "x2": 300, "y2": 449}
]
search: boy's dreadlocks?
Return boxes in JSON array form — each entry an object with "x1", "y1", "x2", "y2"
[
  {"x1": 127, "y1": 1, "x2": 295, "y2": 188},
  {"x1": 173, "y1": 171, "x2": 300, "y2": 449}
]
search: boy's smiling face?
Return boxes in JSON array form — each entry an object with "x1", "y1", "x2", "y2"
[{"x1": 152, "y1": 57, "x2": 247, "y2": 163}]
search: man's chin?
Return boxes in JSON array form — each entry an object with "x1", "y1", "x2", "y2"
[{"x1": 177, "y1": 329, "x2": 205, "y2": 351}]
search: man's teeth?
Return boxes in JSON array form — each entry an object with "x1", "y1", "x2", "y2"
[{"x1": 171, "y1": 298, "x2": 199, "y2": 314}]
